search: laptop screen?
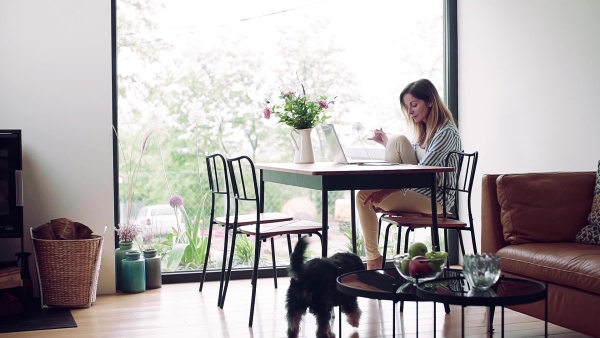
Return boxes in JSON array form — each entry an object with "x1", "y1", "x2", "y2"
[{"x1": 321, "y1": 124, "x2": 350, "y2": 164}]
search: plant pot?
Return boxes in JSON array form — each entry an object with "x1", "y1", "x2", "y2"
[
  {"x1": 143, "y1": 249, "x2": 162, "y2": 289},
  {"x1": 115, "y1": 241, "x2": 133, "y2": 290},
  {"x1": 290, "y1": 128, "x2": 315, "y2": 164}
]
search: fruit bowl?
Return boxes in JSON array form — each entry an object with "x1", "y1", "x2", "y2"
[{"x1": 393, "y1": 253, "x2": 447, "y2": 284}]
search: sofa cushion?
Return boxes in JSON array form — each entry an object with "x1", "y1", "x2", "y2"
[
  {"x1": 575, "y1": 161, "x2": 600, "y2": 245},
  {"x1": 589, "y1": 160, "x2": 600, "y2": 226},
  {"x1": 496, "y1": 172, "x2": 595, "y2": 244},
  {"x1": 576, "y1": 224, "x2": 600, "y2": 245},
  {"x1": 497, "y1": 242, "x2": 600, "y2": 296}
]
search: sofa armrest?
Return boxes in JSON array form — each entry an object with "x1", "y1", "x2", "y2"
[{"x1": 481, "y1": 174, "x2": 508, "y2": 254}]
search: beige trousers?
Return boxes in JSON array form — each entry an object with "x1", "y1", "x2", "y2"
[{"x1": 357, "y1": 134, "x2": 442, "y2": 260}]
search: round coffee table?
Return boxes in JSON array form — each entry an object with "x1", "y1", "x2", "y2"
[
  {"x1": 337, "y1": 268, "x2": 462, "y2": 338},
  {"x1": 416, "y1": 276, "x2": 547, "y2": 337}
]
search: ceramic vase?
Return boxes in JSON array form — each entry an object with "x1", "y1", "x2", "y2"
[
  {"x1": 290, "y1": 128, "x2": 315, "y2": 163},
  {"x1": 122, "y1": 250, "x2": 145, "y2": 293},
  {"x1": 115, "y1": 241, "x2": 133, "y2": 290},
  {"x1": 143, "y1": 249, "x2": 162, "y2": 289}
]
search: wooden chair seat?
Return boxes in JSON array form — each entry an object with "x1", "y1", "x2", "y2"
[
  {"x1": 381, "y1": 215, "x2": 467, "y2": 229},
  {"x1": 238, "y1": 219, "x2": 322, "y2": 237},
  {"x1": 379, "y1": 210, "x2": 453, "y2": 218},
  {"x1": 215, "y1": 212, "x2": 293, "y2": 226}
]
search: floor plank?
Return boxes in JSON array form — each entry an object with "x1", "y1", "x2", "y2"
[{"x1": 1, "y1": 277, "x2": 591, "y2": 337}]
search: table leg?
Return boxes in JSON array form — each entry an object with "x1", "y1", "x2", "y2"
[
  {"x1": 392, "y1": 300, "x2": 396, "y2": 338},
  {"x1": 433, "y1": 302, "x2": 437, "y2": 338},
  {"x1": 351, "y1": 190, "x2": 357, "y2": 254},
  {"x1": 545, "y1": 282, "x2": 548, "y2": 337},
  {"x1": 461, "y1": 306, "x2": 465, "y2": 337},
  {"x1": 259, "y1": 171, "x2": 265, "y2": 213},
  {"x1": 501, "y1": 306, "x2": 505, "y2": 338},
  {"x1": 322, "y1": 189, "x2": 328, "y2": 257},
  {"x1": 429, "y1": 174, "x2": 440, "y2": 251},
  {"x1": 416, "y1": 299, "x2": 419, "y2": 338},
  {"x1": 487, "y1": 306, "x2": 495, "y2": 332}
]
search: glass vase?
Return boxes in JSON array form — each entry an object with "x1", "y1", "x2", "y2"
[
  {"x1": 143, "y1": 249, "x2": 162, "y2": 289},
  {"x1": 115, "y1": 241, "x2": 133, "y2": 290},
  {"x1": 122, "y1": 250, "x2": 145, "y2": 293}
]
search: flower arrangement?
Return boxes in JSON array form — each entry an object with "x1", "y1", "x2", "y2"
[
  {"x1": 263, "y1": 84, "x2": 333, "y2": 130},
  {"x1": 115, "y1": 221, "x2": 140, "y2": 243}
]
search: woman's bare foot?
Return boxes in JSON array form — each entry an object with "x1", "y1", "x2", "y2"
[{"x1": 366, "y1": 256, "x2": 383, "y2": 270}]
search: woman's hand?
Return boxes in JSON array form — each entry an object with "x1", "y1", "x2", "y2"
[
  {"x1": 363, "y1": 189, "x2": 395, "y2": 210},
  {"x1": 368, "y1": 128, "x2": 388, "y2": 146}
]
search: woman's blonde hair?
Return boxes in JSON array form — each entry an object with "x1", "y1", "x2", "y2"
[{"x1": 399, "y1": 79, "x2": 456, "y2": 148}]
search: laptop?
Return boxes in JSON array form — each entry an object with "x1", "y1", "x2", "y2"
[{"x1": 321, "y1": 124, "x2": 397, "y2": 165}]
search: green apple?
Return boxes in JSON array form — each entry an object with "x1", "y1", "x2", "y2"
[
  {"x1": 401, "y1": 259, "x2": 410, "y2": 275},
  {"x1": 408, "y1": 242, "x2": 428, "y2": 258}
]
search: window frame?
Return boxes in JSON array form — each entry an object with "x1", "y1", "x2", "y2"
[{"x1": 110, "y1": 0, "x2": 459, "y2": 283}]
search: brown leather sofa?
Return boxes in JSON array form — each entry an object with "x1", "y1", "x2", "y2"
[{"x1": 481, "y1": 172, "x2": 600, "y2": 337}]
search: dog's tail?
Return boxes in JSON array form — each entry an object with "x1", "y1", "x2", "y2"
[{"x1": 289, "y1": 236, "x2": 309, "y2": 278}]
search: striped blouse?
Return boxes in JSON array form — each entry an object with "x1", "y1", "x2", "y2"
[{"x1": 410, "y1": 120, "x2": 462, "y2": 210}]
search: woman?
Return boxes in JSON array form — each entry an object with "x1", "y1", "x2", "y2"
[{"x1": 357, "y1": 79, "x2": 462, "y2": 270}]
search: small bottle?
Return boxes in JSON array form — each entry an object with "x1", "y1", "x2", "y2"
[
  {"x1": 143, "y1": 249, "x2": 162, "y2": 289},
  {"x1": 121, "y1": 250, "x2": 145, "y2": 293},
  {"x1": 115, "y1": 241, "x2": 133, "y2": 290}
]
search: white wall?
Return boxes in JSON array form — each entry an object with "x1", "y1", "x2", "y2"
[
  {"x1": 0, "y1": 1, "x2": 115, "y2": 294},
  {"x1": 458, "y1": 0, "x2": 600, "y2": 252}
]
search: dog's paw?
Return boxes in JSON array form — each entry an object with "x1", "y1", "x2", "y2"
[{"x1": 346, "y1": 309, "x2": 361, "y2": 328}]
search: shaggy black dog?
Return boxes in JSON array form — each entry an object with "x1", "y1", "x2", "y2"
[{"x1": 285, "y1": 236, "x2": 365, "y2": 338}]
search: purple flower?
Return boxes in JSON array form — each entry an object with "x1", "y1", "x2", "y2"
[
  {"x1": 116, "y1": 221, "x2": 140, "y2": 242},
  {"x1": 263, "y1": 107, "x2": 272, "y2": 119},
  {"x1": 143, "y1": 232, "x2": 153, "y2": 244},
  {"x1": 169, "y1": 194, "x2": 184, "y2": 208},
  {"x1": 318, "y1": 100, "x2": 329, "y2": 109}
]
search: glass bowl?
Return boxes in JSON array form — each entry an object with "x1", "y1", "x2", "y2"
[
  {"x1": 393, "y1": 253, "x2": 447, "y2": 284},
  {"x1": 462, "y1": 253, "x2": 501, "y2": 290}
]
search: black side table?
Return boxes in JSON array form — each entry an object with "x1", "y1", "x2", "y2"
[
  {"x1": 416, "y1": 276, "x2": 547, "y2": 337},
  {"x1": 337, "y1": 268, "x2": 462, "y2": 338}
]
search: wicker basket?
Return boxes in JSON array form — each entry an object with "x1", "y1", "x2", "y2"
[{"x1": 30, "y1": 228, "x2": 104, "y2": 308}]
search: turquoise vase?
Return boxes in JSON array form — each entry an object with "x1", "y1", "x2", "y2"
[
  {"x1": 115, "y1": 241, "x2": 133, "y2": 290},
  {"x1": 122, "y1": 250, "x2": 146, "y2": 293},
  {"x1": 143, "y1": 249, "x2": 162, "y2": 289}
]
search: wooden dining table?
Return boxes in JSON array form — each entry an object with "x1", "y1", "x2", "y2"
[{"x1": 254, "y1": 162, "x2": 454, "y2": 257}]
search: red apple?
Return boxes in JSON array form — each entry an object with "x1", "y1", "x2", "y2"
[{"x1": 409, "y1": 256, "x2": 432, "y2": 278}]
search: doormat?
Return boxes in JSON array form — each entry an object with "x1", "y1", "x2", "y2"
[{"x1": 0, "y1": 306, "x2": 77, "y2": 333}]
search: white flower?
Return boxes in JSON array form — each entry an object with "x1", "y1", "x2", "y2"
[{"x1": 352, "y1": 122, "x2": 365, "y2": 134}]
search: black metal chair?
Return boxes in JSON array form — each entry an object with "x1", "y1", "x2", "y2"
[
  {"x1": 220, "y1": 155, "x2": 323, "y2": 327},
  {"x1": 380, "y1": 151, "x2": 479, "y2": 265},
  {"x1": 198, "y1": 153, "x2": 294, "y2": 308}
]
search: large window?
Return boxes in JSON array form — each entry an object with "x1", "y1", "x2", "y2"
[{"x1": 116, "y1": 0, "x2": 447, "y2": 276}]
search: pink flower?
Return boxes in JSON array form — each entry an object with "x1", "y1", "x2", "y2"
[
  {"x1": 283, "y1": 92, "x2": 294, "y2": 98},
  {"x1": 143, "y1": 232, "x2": 153, "y2": 244},
  {"x1": 318, "y1": 100, "x2": 329, "y2": 109},
  {"x1": 169, "y1": 194, "x2": 184, "y2": 208},
  {"x1": 116, "y1": 221, "x2": 140, "y2": 242},
  {"x1": 263, "y1": 107, "x2": 272, "y2": 119}
]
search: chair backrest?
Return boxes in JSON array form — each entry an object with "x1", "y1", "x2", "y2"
[
  {"x1": 442, "y1": 151, "x2": 478, "y2": 220},
  {"x1": 226, "y1": 155, "x2": 260, "y2": 218},
  {"x1": 206, "y1": 153, "x2": 229, "y2": 195},
  {"x1": 205, "y1": 153, "x2": 230, "y2": 222}
]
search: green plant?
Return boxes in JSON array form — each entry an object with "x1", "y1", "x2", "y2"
[
  {"x1": 262, "y1": 84, "x2": 333, "y2": 130},
  {"x1": 163, "y1": 193, "x2": 210, "y2": 270},
  {"x1": 234, "y1": 235, "x2": 255, "y2": 266},
  {"x1": 340, "y1": 225, "x2": 365, "y2": 257}
]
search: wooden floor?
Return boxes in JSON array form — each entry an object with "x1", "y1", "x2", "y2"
[{"x1": 3, "y1": 277, "x2": 592, "y2": 338}]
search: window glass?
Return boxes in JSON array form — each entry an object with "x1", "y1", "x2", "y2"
[{"x1": 117, "y1": 0, "x2": 444, "y2": 273}]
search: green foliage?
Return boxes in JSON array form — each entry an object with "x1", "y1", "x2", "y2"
[
  {"x1": 234, "y1": 235, "x2": 255, "y2": 266},
  {"x1": 340, "y1": 224, "x2": 365, "y2": 257},
  {"x1": 267, "y1": 88, "x2": 332, "y2": 130}
]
